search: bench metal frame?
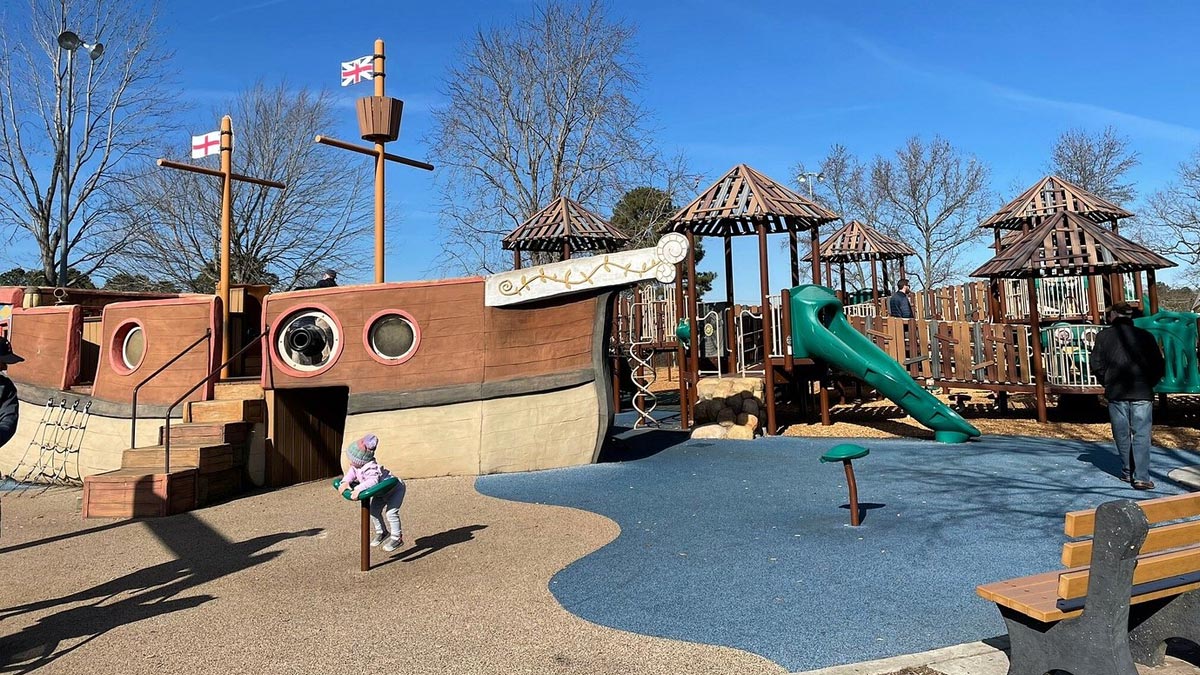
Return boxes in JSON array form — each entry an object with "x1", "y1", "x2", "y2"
[{"x1": 997, "y1": 500, "x2": 1200, "y2": 675}]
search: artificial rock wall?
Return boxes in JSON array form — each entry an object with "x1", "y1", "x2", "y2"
[{"x1": 690, "y1": 377, "x2": 764, "y2": 440}]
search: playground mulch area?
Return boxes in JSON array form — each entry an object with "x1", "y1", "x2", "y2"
[
  {"x1": 0, "y1": 477, "x2": 783, "y2": 675},
  {"x1": 477, "y1": 430, "x2": 1200, "y2": 672},
  {"x1": 780, "y1": 391, "x2": 1200, "y2": 451}
]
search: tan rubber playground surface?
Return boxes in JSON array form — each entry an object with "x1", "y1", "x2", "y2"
[{"x1": 0, "y1": 477, "x2": 784, "y2": 675}]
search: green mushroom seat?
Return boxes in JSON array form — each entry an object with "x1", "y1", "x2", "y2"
[
  {"x1": 821, "y1": 443, "x2": 870, "y2": 463},
  {"x1": 333, "y1": 475, "x2": 399, "y2": 501}
]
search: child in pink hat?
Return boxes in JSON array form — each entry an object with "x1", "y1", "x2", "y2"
[{"x1": 334, "y1": 434, "x2": 407, "y2": 551}]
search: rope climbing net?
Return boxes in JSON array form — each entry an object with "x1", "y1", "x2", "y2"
[{"x1": 6, "y1": 397, "x2": 90, "y2": 488}]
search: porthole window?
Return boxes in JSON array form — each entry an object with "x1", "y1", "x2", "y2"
[
  {"x1": 276, "y1": 308, "x2": 341, "y2": 374},
  {"x1": 122, "y1": 326, "x2": 145, "y2": 370},
  {"x1": 364, "y1": 310, "x2": 421, "y2": 365},
  {"x1": 110, "y1": 320, "x2": 146, "y2": 375}
]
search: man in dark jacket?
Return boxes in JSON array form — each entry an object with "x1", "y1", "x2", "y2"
[
  {"x1": 0, "y1": 336, "x2": 23, "y2": 449},
  {"x1": 888, "y1": 279, "x2": 914, "y2": 318},
  {"x1": 314, "y1": 269, "x2": 338, "y2": 288},
  {"x1": 1089, "y1": 302, "x2": 1166, "y2": 490}
]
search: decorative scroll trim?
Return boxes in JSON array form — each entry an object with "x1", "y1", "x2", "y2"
[{"x1": 485, "y1": 233, "x2": 689, "y2": 307}]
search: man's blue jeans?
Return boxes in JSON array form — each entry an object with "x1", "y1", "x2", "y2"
[{"x1": 1108, "y1": 399, "x2": 1153, "y2": 483}]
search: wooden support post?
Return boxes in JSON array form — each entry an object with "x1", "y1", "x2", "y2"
[
  {"x1": 513, "y1": 248, "x2": 521, "y2": 270},
  {"x1": 562, "y1": 240, "x2": 571, "y2": 262},
  {"x1": 1134, "y1": 272, "x2": 1144, "y2": 309},
  {"x1": 810, "y1": 227, "x2": 821, "y2": 285},
  {"x1": 758, "y1": 225, "x2": 776, "y2": 436},
  {"x1": 1109, "y1": 273, "x2": 1124, "y2": 307},
  {"x1": 1027, "y1": 278, "x2": 1048, "y2": 423},
  {"x1": 789, "y1": 230, "x2": 799, "y2": 287},
  {"x1": 871, "y1": 259, "x2": 879, "y2": 302},
  {"x1": 987, "y1": 279, "x2": 999, "y2": 322},
  {"x1": 674, "y1": 267, "x2": 689, "y2": 429},
  {"x1": 218, "y1": 115, "x2": 233, "y2": 377},
  {"x1": 839, "y1": 262, "x2": 847, "y2": 302},
  {"x1": 686, "y1": 231, "x2": 700, "y2": 423},
  {"x1": 724, "y1": 235, "x2": 736, "y2": 376},
  {"x1": 1148, "y1": 269, "x2": 1159, "y2": 314},
  {"x1": 881, "y1": 260, "x2": 890, "y2": 298},
  {"x1": 820, "y1": 377, "x2": 831, "y2": 426},
  {"x1": 360, "y1": 498, "x2": 371, "y2": 572},
  {"x1": 1089, "y1": 275, "x2": 1102, "y2": 324},
  {"x1": 372, "y1": 39, "x2": 387, "y2": 283}
]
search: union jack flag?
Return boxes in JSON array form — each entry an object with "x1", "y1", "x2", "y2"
[{"x1": 340, "y1": 55, "x2": 374, "y2": 87}]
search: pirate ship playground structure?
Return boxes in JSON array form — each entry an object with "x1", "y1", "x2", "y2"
[{"x1": 3, "y1": 35, "x2": 1199, "y2": 518}]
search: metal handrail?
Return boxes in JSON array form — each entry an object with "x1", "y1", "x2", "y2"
[
  {"x1": 131, "y1": 329, "x2": 212, "y2": 448},
  {"x1": 161, "y1": 328, "x2": 268, "y2": 473}
]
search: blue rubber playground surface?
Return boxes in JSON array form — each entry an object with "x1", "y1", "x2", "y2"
[{"x1": 475, "y1": 426, "x2": 1199, "y2": 671}]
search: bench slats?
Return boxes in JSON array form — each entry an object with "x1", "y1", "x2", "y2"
[
  {"x1": 1065, "y1": 493, "x2": 1200, "y2": 537},
  {"x1": 1062, "y1": 519, "x2": 1200, "y2": 567},
  {"x1": 978, "y1": 572, "x2": 1200, "y2": 623},
  {"x1": 1057, "y1": 545, "x2": 1200, "y2": 599},
  {"x1": 983, "y1": 494, "x2": 1200, "y2": 624}
]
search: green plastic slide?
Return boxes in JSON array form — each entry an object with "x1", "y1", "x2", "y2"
[
  {"x1": 1134, "y1": 310, "x2": 1200, "y2": 394},
  {"x1": 788, "y1": 284, "x2": 981, "y2": 444},
  {"x1": 333, "y1": 475, "x2": 400, "y2": 501}
]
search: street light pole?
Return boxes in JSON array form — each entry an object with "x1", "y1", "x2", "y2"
[
  {"x1": 797, "y1": 171, "x2": 823, "y2": 201},
  {"x1": 56, "y1": 31, "x2": 103, "y2": 288}
]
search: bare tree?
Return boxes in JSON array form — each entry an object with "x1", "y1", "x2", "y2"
[
  {"x1": 794, "y1": 144, "x2": 893, "y2": 290},
  {"x1": 1148, "y1": 148, "x2": 1200, "y2": 284},
  {"x1": 0, "y1": 0, "x2": 175, "y2": 286},
  {"x1": 870, "y1": 136, "x2": 993, "y2": 290},
  {"x1": 429, "y1": 0, "x2": 662, "y2": 273},
  {"x1": 118, "y1": 83, "x2": 373, "y2": 291},
  {"x1": 1048, "y1": 126, "x2": 1140, "y2": 205}
]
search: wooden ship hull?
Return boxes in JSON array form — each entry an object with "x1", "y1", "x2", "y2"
[
  {"x1": 0, "y1": 237, "x2": 687, "y2": 514},
  {"x1": 260, "y1": 278, "x2": 617, "y2": 480}
]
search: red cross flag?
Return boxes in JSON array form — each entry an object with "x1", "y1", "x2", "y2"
[
  {"x1": 341, "y1": 55, "x2": 375, "y2": 87},
  {"x1": 191, "y1": 130, "x2": 221, "y2": 159}
]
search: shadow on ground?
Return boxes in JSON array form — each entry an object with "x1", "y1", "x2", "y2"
[
  {"x1": 0, "y1": 512, "x2": 319, "y2": 673},
  {"x1": 374, "y1": 524, "x2": 488, "y2": 567}
]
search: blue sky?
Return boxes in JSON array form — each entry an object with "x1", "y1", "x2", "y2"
[{"x1": 13, "y1": 0, "x2": 1200, "y2": 300}]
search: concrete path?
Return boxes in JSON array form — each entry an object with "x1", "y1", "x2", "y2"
[{"x1": 796, "y1": 639, "x2": 1200, "y2": 675}]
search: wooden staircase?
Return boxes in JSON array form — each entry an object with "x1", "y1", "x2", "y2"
[{"x1": 82, "y1": 381, "x2": 266, "y2": 518}]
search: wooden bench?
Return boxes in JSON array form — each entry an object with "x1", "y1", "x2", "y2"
[{"x1": 977, "y1": 493, "x2": 1200, "y2": 675}]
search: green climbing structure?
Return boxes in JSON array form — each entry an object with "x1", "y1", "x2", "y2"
[{"x1": 1135, "y1": 310, "x2": 1200, "y2": 394}]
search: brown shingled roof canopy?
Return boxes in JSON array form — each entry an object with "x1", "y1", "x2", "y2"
[
  {"x1": 804, "y1": 220, "x2": 915, "y2": 263},
  {"x1": 980, "y1": 175, "x2": 1134, "y2": 231},
  {"x1": 502, "y1": 196, "x2": 630, "y2": 253},
  {"x1": 970, "y1": 210, "x2": 1175, "y2": 279},
  {"x1": 662, "y1": 164, "x2": 838, "y2": 236}
]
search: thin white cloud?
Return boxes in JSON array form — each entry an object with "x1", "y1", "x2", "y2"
[
  {"x1": 208, "y1": 0, "x2": 293, "y2": 23},
  {"x1": 849, "y1": 35, "x2": 1200, "y2": 145}
]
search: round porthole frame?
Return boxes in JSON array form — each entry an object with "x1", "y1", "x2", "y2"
[
  {"x1": 362, "y1": 309, "x2": 421, "y2": 366},
  {"x1": 109, "y1": 320, "x2": 146, "y2": 375},
  {"x1": 269, "y1": 304, "x2": 344, "y2": 378}
]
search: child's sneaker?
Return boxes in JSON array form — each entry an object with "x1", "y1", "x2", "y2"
[
  {"x1": 370, "y1": 532, "x2": 387, "y2": 547},
  {"x1": 382, "y1": 535, "x2": 404, "y2": 552}
]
